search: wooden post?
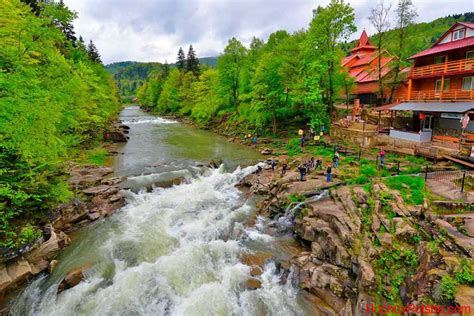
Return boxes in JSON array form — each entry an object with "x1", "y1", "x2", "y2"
[
  {"x1": 407, "y1": 79, "x2": 412, "y2": 100},
  {"x1": 439, "y1": 76, "x2": 445, "y2": 100},
  {"x1": 378, "y1": 111, "x2": 381, "y2": 134}
]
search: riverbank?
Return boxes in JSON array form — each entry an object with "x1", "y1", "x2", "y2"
[
  {"x1": 0, "y1": 123, "x2": 130, "y2": 305},
  {"x1": 150, "y1": 106, "x2": 474, "y2": 312},
  {"x1": 237, "y1": 153, "x2": 474, "y2": 314}
]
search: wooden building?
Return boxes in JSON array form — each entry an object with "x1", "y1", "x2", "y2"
[
  {"x1": 388, "y1": 22, "x2": 474, "y2": 144},
  {"x1": 342, "y1": 30, "x2": 407, "y2": 104}
]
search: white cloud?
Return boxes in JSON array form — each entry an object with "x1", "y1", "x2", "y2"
[{"x1": 64, "y1": 0, "x2": 472, "y2": 64}]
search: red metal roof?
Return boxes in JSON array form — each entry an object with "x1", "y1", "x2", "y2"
[
  {"x1": 350, "y1": 30, "x2": 376, "y2": 53},
  {"x1": 408, "y1": 36, "x2": 474, "y2": 59}
]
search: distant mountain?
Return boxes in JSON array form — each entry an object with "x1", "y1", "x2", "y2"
[
  {"x1": 199, "y1": 56, "x2": 218, "y2": 68},
  {"x1": 106, "y1": 56, "x2": 218, "y2": 98},
  {"x1": 105, "y1": 61, "x2": 137, "y2": 75}
]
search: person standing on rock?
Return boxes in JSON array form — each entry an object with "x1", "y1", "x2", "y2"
[
  {"x1": 252, "y1": 135, "x2": 257, "y2": 146},
  {"x1": 300, "y1": 134, "x2": 306, "y2": 148},
  {"x1": 316, "y1": 157, "x2": 322, "y2": 170},
  {"x1": 298, "y1": 164, "x2": 306, "y2": 181},
  {"x1": 281, "y1": 163, "x2": 288, "y2": 176},
  {"x1": 333, "y1": 151, "x2": 340, "y2": 169},
  {"x1": 326, "y1": 164, "x2": 332, "y2": 182},
  {"x1": 379, "y1": 147, "x2": 385, "y2": 167},
  {"x1": 271, "y1": 159, "x2": 276, "y2": 171}
]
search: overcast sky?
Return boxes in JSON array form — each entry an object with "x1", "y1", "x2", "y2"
[{"x1": 64, "y1": 0, "x2": 472, "y2": 64}]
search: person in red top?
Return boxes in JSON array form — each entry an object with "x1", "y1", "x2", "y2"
[{"x1": 379, "y1": 147, "x2": 385, "y2": 167}]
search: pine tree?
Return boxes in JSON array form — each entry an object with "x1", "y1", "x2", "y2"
[
  {"x1": 186, "y1": 45, "x2": 200, "y2": 76},
  {"x1": 177, "y1": 47, "x2": 186, "y2": 71},
  {"x1": 87, "y1": 40, "x2": 102, "y2": 64}
]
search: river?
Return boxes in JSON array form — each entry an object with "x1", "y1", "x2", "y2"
[{"x1": 10, "y1": 106, "x2": 314, "y2": 315}]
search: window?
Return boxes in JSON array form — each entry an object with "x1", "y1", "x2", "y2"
[
  {"x1": 423, "y1": 115, "x2": 433, "y2": 130},
  {"x1": 435, "y1": 79, "x2": 450, "y2": 94},
  {"x1": 467, "y1": 51, "x2": 474, "y2": 59},
  {"x1": 453, "y1": 29, "x2": 465, "y2": 41},
  {"x1": 434, "y1": 56, "x2": 446, "y2": 64},
  {"x1": 462, "y1": 77, "x2": 474, "y2": 91}
]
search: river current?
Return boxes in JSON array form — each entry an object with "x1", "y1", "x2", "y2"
[{"x1": 10, "y1": 106, "x2": 313, "y2": 315}]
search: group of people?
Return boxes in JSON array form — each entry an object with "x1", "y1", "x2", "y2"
[
  {"x1": 296, "y1": 157, "x2": 322, "y2": 181},
  {"x1": 298, "y1": 127, "x2": 325, "y2": 149}
]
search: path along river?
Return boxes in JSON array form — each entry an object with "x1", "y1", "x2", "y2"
[{"x1": 10, "y1": 106, "x2": 315, "y2": 315}]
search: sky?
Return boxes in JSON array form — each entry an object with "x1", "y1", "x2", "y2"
[{"x1": 64, "y1": 0, "x2": 472, "y2": 65}]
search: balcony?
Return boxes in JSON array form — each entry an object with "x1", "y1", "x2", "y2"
[
  {"x1": 409, "y1": 89, "x2": 474, "y2": 101},
  {"x1": 411, "y1": 58, "x2": 474, "y2": 78}
]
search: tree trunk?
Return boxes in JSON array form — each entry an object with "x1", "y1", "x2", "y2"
[{"x1": 272, "y1": 107, "x2": 277, "y2": 135}]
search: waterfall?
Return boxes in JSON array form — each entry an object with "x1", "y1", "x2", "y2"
[
  {"x1": 277, "y1": 191, "x2": 329, "y2": 228},
  {"x1": 10, "y1": 165, "x2": 307, "y2": 316}
]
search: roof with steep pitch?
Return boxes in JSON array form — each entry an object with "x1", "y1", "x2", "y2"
[
  {"x1": 409, "y1": 22, "x2": 474, "y2": 59},
  {"x1": 350, "y1": 30, "x2": 376, "y2": 53}
]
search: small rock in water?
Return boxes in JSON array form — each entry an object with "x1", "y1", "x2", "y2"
[
  {"x1": 58, "y1": 264, "x2": 92, "y2": 293},
  {"x1": 49, "y1": 260, "x2": 59, "y2": 273},
  {"x1": 261, "y1": 148, "x2": 272, "y2": 155},
  {"x1": 246, "y1": 278, "x2": 262, "y2": 290}
]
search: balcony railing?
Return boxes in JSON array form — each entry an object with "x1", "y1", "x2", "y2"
[
  {"x1": 411, "y1": 58, "x2": 474, "y2": 78},
  {"x1": 409, "y1": 89, "x2": 474, "y2": 101}
]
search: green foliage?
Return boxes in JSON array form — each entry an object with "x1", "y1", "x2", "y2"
[
  {"x1": 440, "y1": 274, "x2": 458, "y2": 301},
  {"x1": 0, "y1": 1, "x2": 119, "y2": 248},
  {"x1": 17, "y1": 225, "x2": 42, "y2": 247},
  {"x1": 87, "y1": 148, "x2": 108, "y2": 166},
  {"x1": 133, "y1": 1, "x2": 355, "y2": 132},
  {"x1": 288, "y1": 194, "x2": 305, "y2": 204},
  {"x1": 361, "y1": 165, "x2": 377, "y2": 177},
  {"x1": 385, "y1": 176, "x2": 425, "y2": 205},
  {"x1": 286, "y1": 138, "x2": 302, "y2": 157},
  {"x1": 454, "y1": 259, "x2": 474, "y2": 285}
]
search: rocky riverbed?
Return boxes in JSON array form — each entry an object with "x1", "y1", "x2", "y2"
[
  {"x1": 0, "y1": 123, "x2": 130, "y2": 305},
  {"x1": 239, "y1": 160, "x2": 474, "y2": 314}
]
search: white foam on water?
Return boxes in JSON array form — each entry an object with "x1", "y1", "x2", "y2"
[
  {"x1": 121, "y1": 118, "x2": 177, "y2": 125},
  {"x1": 10, "y1": 165, "x2": 305, "y2": 316}
]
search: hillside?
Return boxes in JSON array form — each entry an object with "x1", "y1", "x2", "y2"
[
  {"x1": 343, "y1": 12, "x2": 474, "y2": 59},
  {"x1": 106, "y1": 57, "x2": 217, "y2": 98},
  {"x1": 105, "y1": 61, "x2": 136, "y2": 75}
]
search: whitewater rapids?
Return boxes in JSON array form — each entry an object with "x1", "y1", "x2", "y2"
[{"x1": 10, "y1": 165, "x2": 306, "y2": 315}]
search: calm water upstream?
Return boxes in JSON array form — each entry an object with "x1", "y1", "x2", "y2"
[{"x1": 10, "y1": 106, "x2": 314, "y2": 315}]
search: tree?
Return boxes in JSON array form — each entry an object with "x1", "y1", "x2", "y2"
[
  {"x1": 389, "y1": 0, "x2": 417, "y2": 102},
  {"x1": 157, "y1": 68, "x2": 182, "y2": 113},
  {"x1": 217, "y1": 38, "x2": 247, "y2": 114},
  {"x1": 177, "y1": 47, "x2": 186, "y2": 71},
  {"x1": 191, "y1": 69, "x2": 222, "y2": 125},
  {"x1": 306, "y1": 0, "x2": 356, "y2": 112},
  {"x1": 1, "y1": 0, "x2": 119, "y2": 248},
  {"x1": 369, "y1": 0, "x2": 392, "y2": 104},
  {"x1": 186, "y1": 45, "x2": 200, "y2": 77},
  {"x1": 87, "y1": 40, "x2": 102, "y2": 63}
]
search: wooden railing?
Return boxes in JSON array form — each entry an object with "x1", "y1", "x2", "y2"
[
  {"x1": 409, "y1": 89, "x2": 474, "y2": 101},
  {"x1": 411, "y1": 58, "x2": 474, "y2": 78}
]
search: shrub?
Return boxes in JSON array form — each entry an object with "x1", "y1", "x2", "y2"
[
  {"x1": 286, "y1": 138, "x2": 301, "y2": 157},
  {"x1": 385, "y1": 176, "x2": 425, "y2": 205},
  {"x1": 440, "y1": 274, "x2": 458, "y2": 301},
  {"x1": 455, "y1": 259, "x2": 474, "y2": 284},
  {"x1": 361, "y1": 165, "x2": 377, "y2": 177},
  {"x1": 355, "y1": 175, "x2": 369, "y2": 184}
]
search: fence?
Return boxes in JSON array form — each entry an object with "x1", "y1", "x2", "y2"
[{"x1": 423, "y1": 168, "x2": 474, "y2": 193}]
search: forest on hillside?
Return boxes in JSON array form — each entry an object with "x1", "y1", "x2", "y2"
[
  {"x1": 0, "y1": 0, "x2": 120, "y2": 249},
  {"x1": 136, "y1": 1, "x2": 472, "y2": 134},
  {"x1": 106, "y1": 57, "x2": 218, "y2": 99}
]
